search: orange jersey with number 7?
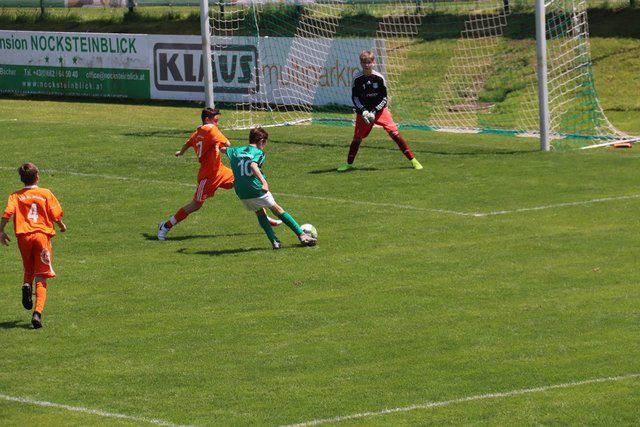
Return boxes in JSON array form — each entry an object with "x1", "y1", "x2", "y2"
[
  {"x1": 186, "y1": 123, "x2": 231, "y2": 181},
  {"x1": 2, "y1": 186, "x2": 64, "y2": 237}
]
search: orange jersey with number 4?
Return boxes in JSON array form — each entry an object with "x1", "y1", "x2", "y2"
[{"x1": 2, "y1": 186, "x2": 64, "y2": 237}]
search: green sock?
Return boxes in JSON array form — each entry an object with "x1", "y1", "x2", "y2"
[
  {"x1": 258, "y1": 214, "x2": 278, "y2": 242},
  {"x1": 279, "y1": 211, "x2": 303, "y2": 235}
]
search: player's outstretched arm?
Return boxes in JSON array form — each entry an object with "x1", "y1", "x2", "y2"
[{"x1": 175, "y1": 143, "x2": 190, "y2": 157}]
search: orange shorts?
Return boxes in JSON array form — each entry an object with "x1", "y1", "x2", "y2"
[
  {"x1": 193, "y1": 167, "x2": 234, "y2": 203},
  {"x1": 17, "y1": 232, "x2": 56, "y2": 280}
]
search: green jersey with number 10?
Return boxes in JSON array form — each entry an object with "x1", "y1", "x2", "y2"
[{"x1": 225, "y1": 145, "x2": 267, "y2": 200}]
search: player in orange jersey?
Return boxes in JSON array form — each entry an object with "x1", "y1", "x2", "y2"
[
  {"x1": 1, "y1": 163, "x2": 67, "y2": 329},
  {"x1": 157, "y1": 108, "x2": 280, "y2": 240}
]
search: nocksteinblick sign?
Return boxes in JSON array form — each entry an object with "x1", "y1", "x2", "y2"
[
  {"x1": 0, "y1": 30, "x2": 150, "y2": 98},
  {"x1": 0, "y1": 30, "x2": 370, "y2": 105}
]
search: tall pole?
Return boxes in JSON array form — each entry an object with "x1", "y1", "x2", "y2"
[
  {"x1": 200, "y1": 0, "x2": 215, "y2": 108},
  {"x1": 535, "y1": 0, "x2": 550, "y2": 151}
]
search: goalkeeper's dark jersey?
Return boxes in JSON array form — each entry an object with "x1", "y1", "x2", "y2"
[{"x1": 351, "y1": 70, "x2": 389, "y2": 114}]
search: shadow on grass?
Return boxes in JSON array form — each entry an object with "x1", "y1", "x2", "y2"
[
  {"x1": 141, "y1": 232, "x2": 255, "y2": 242},
  {"x1": 420, "y1": 148, "x2": 540, "y2": 156},
  {"x1": 310, "y1": 166, "x2": 379, "y2": 174},
  {"x1": 275, "y1": 138, "x2": 539, "y2": 157},
  {"x1": 177, "y1": 246, "x2": 269, "y2": 256},
  {"x1": 123, "y1": 130, "x2": 193, "y2": 138},
  {"x1": 0, "y1": 319, "x2": 32, "y2": 330}
]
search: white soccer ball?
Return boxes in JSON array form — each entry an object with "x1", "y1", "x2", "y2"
[{"x1": 300, "y1": 223, "x2": 318, "y2": 239}]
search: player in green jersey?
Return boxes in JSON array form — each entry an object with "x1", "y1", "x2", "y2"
[{"x1": 222, "y1": 127, "x2": 317, "y2": 249}]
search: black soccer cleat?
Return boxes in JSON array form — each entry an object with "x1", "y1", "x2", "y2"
[
  {"x1": 32, "y1": 311, "x2": 43, "y2": 329},
  {"x1": 22, "y1": 284, "x2": 33, "y2": 310}
]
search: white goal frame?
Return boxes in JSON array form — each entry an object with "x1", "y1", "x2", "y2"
[{"x1": 199, "y1": 0, "x2": 635, "y2": 150}]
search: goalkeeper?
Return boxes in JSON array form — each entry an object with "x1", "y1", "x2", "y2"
[{"x1": 338, "y1": 50, "x2": 423, "y2": 172}]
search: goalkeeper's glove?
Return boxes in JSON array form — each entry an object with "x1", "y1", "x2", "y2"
[{"x1": 362, "y1": 110, "x2": 375, "y2": 124}]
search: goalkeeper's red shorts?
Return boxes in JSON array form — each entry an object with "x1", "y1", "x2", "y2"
[{"x1": 354, "y1": 107, "x2": 398, "y2": 139}]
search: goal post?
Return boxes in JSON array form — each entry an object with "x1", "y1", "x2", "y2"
[
  {"x1": 200, "y1": 0, "x2": 636, "y2": 149},
  {"x1": 535, "y1": 0, "x2": 550, "y2": 151},
  {"x1": 199, "y1": 0, "x2": 215, "y2": 109}
]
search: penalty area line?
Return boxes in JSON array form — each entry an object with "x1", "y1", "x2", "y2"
[
  {"x1": 279, "y1": 192, "x2": 640, "y2": 217},
  {"x1": 467, "y1": 194, "x2": 640, "y2": 217},
  {"x1": 278, "y1": 192, "x2": 475, "y2": 217},
  {"x1": 0, "y1": 393, "x2": 194, "y2": 427},
  {"x1": 281, "y1": 373, "x2": 640, "y2": 427}
]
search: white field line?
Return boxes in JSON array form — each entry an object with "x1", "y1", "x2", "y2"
[
  {"x1": 0, "y1": 167, "x2": 193, "y2": 188},
  {"x1": 0, "y1": 393, "x2": 194, "y2": 427},
  {"x1": 278, "y1": 192, "x2": 640, "y2": 217},
  {"x1": 2, "y1": 167, "x2": 639, "y2": 217},
  {"x1": 281, "y1": 373, "x2": 640, "y2": 427}
]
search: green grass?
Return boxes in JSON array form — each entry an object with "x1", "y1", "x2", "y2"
[
  {"x1": 1, "y1": 3, "x2": 638, "y2": 37},
  {"x1": 0, "y1": 98, "x2": 639, "y2": 426},
  {"x1": 0, "y1": 6, "x2": 202, "y2": 34},
  {"x1": 1, "y1": 2, "x2": 639, "y2": 424}
]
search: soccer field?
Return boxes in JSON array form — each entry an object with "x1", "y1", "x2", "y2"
[{"x1": 0, "y1": 98, "x2": 639, "y2": 426}]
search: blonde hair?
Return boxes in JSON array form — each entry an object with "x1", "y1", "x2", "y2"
[{"x1": 359, "y1": 50, "x2": 375, "y2": 63}]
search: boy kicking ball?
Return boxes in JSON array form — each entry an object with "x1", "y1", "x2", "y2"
[{"x1": 222, "y1": 127, "x2": 316, "y2": 249}]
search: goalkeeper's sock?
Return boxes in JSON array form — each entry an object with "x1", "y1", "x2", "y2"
[
  {"x1": 390, "y1": 132, "x2": 414, "y2": 160},
  {"x1": 347, "y1": 138, "x2": 362, "y2": 164},
  {"x1": 257, "y1": 214, "x2": 278, "y2": 242},
  {"x1": 34, "y1": 281, "x2": 47, "y2": 314},
  {"x1": 278, "y1": 211, "x2": 303, "y2": 236}
]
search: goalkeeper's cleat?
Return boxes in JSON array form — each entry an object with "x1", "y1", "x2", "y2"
[
  {"x1": 22, "y1": 283, "x2": 33, "y2": 310},
  {"x1": 32, "y1": 311, "x2": 42, "y2": 329},
  {"x1": 411, "y1": 158, "x2": 424, "y2": 170},
  {"x1": 157, "y1": 221, "x2": 170, "y2": 241},
  {"x1": 272, "y1": 239, "x2": 282, "y2": 250},
  {"x1": 337, "y1": 163, "x2": 354, "y2": 172},
  {"x1": 299, "y1": 233, "x2": 317, "y2": 247},
  {"x1": 268, "y1": 217, "x2": 283, "y2": 227}
]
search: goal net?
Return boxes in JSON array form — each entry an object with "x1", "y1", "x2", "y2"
[{"x1": 205, "y1": 0, "x2": 635, "y2": 148}]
